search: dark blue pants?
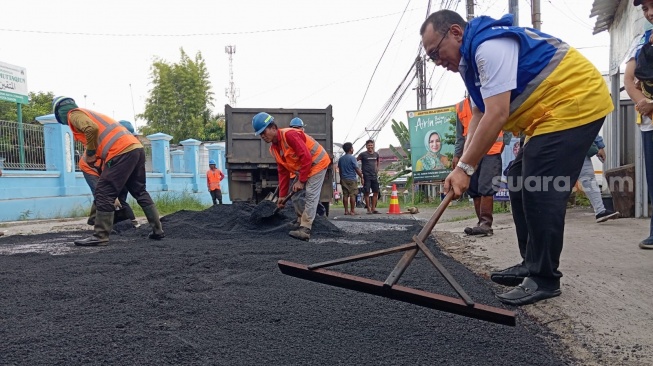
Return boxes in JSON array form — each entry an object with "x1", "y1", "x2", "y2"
[{"x1": 641, "y1": 131, "x2": 653, "y2": 237}]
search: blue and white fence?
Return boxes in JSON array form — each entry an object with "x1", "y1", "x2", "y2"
[{"x1": 0, "y1": 115, "x2": 230, "y2": 222}]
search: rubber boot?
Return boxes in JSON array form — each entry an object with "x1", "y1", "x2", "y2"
[
  {"x1": 75, "y1": 210, "x2": 113, "y2": 246},
  {"x1": 464, "y1": 197, "x2": 482, "y2": 235},
  {"x1": 473, "y1": 196, "x2": 494, "y2": 236},
  {"x1": 143, "y1": 204, "x2": 165, "y2": 240},
  {"x1": 87, "y1": 202, "x2": 97, "y2": 226}
]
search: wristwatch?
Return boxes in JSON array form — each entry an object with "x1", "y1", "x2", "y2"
[{"x1": 456, "y1": 161, "x2": 475, "y2": 176}]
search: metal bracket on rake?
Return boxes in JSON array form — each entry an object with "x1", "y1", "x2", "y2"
[{"x1": 278, "y1": 192, "x2": 516, "y2": 326}]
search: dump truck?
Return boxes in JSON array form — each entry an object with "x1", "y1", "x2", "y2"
[{"x1": 225, "y1": 105, "x2": 334, "y2": 215}]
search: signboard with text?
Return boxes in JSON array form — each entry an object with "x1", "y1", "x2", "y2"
[
  {"x1": 0, "y1": 61, "x2": 29, "y2": 104},
  {"x1": 407, "y1": 106, "x2": 456, "y2": 182}
]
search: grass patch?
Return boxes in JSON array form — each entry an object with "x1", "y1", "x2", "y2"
[
  {"x1": 448, "y1": 214, "x2": 478, "y2": 222},
  {"x1": 129, "y1": 191, "x2": 211, "y2": 216}
]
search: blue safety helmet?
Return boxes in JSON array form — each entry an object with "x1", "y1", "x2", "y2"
[
  {"x1": 289, "y1": 117, "x2": 304, "y2": 128},
  {"x1": 118, "y1": 120, "x2": 135, "y2": 134},
  {"x1": 52, "y1": 96, "x2": 77, "y2": 124},
  {"x1": 252, "y1": 112, "x2": 274, "y2": 136},
  {"x1": 209, "y1": 159, "x2": 217, "y2": 165}
]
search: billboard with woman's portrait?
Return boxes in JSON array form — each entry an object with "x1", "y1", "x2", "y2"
[{"x1": 407, "y1": 106, "x2": 456, "y2": 181}]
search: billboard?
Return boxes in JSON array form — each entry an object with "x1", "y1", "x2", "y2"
[
  {"x1": 0, "y1": 61, "x2": 28, "y2": 104},
  {"x1": 407, "y1": 106, "x2": 456, "y2": 181}
]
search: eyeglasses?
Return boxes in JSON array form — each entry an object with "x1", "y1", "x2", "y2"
[{"x1": 427, "y1": 29, "x2": 449, "y2": 62}]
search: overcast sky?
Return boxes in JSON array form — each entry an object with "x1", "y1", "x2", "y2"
[{"x1": 0, "y1": 0, "x2": 609, "y2": 151}]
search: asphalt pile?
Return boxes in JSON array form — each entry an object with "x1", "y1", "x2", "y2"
[{"x1": 123, "y1": 202, "x2": 341, "y2": 241}]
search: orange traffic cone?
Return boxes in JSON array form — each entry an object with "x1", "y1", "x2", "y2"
[{"x1": 388, "y1": 184, "x2": 401, "y2": 214}]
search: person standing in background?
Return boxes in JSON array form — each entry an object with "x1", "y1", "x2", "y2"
[
  {"x1": 453, "y1": 96, "x2": 503, "y2": 236},
  {"x1": 207, "y1": 159, "x2": 225, "y2": 205},
  {"x1": 338, "y1": 142, "x2": 364, "y2": 215},
  {"x1": 624, "y1": 0, "x2": 653, "y2": 249},
  {"x1": 357, "y1": 140, "x2": 380, "y2": 214}
]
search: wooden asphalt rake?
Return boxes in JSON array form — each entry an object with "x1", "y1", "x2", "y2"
[{"x1": 278, "y1": 191, "x2": 516, "y2": 326}]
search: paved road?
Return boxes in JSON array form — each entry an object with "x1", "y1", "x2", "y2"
[
  {"x1": 1, "y1": 202, "x2": 651, "y2": 365},
  {"x1": 331, "y1": 203, "x2": 653, "y2": 366}
]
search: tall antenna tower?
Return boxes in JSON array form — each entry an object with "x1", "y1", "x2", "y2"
[{"x1": 225, "y1": 45, "x2": 239, "y2": 106}]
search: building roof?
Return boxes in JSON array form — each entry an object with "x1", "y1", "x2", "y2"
[
  {"x1": 591, "y1": 0, "x2": 620, "y2": 34},
  {"x1": 377, "y1": 147, "x2": 407, "y2": 160}
]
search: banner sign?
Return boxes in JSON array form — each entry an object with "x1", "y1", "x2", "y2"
[
  {"x1": 407, "y1": 106, "x2": 456, "y2": 181},
  {"x1": 0, "y1": 61, "x2": 29, "y2": 104}
]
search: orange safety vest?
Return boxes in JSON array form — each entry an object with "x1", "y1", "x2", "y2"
[
  {"x1": 207, "y1": 168, "x2": 224, "y2": 190},
  {"x1": 68, "y1": 108, "x2": 140, "y2": 162},
  {"x1": 456, "y1": 98, "x2": 504, "y2": 155},
  {"x1": 270, "y1": 128, "x2": 331, "y2": 179},
  {"x1": 79, "y1": 150, "x2": 102, "y2": 177}
]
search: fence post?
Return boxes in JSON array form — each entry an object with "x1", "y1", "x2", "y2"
[
  {"x1": 180, "y1": 138, "x2": 201, "y2": 193},
  {"x1": 37, "y1": 116, "x2": 76, "y2": 195},
  {"x1": 147, "y1": 133, "x2": 172, "y2": 191},
  {"x1": 170, "y1": 150, "x2": 185, "y2": 173}
]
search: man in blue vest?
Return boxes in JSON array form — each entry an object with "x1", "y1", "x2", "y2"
[{"x1": 420, "y1": 11, "x2": 613, "y2": 305}]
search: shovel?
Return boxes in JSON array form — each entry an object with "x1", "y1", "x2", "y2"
[
  {"x1": 254, "y1": 189, "x2": 300, "y2": 221},
  {"x1": 264, "y1": 185, "x2": 280, "y2": 202}
]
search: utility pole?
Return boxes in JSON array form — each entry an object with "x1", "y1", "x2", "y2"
[
  {"x1": 531, "y1": 0, "x2": 542, "y2": 30},
  {"x1": 415, "y1": 56, "x2": 428, "y2": 110},
  {"x1": 509, "y1": 0, "x2": 519, "y2": 27},
  {"x1": 225, "y1": 45, "x2": 239, "y2": 106},
  {"x1": 466, "y1": 0, "x2": 474, "y2": 21}
]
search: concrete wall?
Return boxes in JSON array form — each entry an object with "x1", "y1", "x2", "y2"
[{"x1": 0, "y1": 116, "x2": 229, "y2": 222}]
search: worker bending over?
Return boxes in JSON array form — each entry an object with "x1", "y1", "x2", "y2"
[{"x1": 252, "y1": 112, "x2": 330, "y2": 241}]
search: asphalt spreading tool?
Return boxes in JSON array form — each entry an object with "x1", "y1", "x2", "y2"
[{"x1": 278, "y1": 191, "x2": 516, "y2": 326}]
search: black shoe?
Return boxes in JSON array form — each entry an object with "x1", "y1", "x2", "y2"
[
  {"x1": 596, "y1": 209, "x2": 620, "y2": 223},
  {"x1": 496, "y1": 277, "x2": 561, "y2": 306},
  {"x1": 490, "y1": 263, "x2": 529, "y2": 286}
]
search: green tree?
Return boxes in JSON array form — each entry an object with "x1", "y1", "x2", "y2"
[
  {"x1": 0, "y1": 91, "x2": 55, "y2": 123},
  {"x1": 204, "y1": 113, "x2": 226, "y2": 141},
  {"x1": 139, "y1": 48, "x2": 215, "y2": 143},
  {"x1": 386, "y1": 119, "x2": 413, "y2": 189}
]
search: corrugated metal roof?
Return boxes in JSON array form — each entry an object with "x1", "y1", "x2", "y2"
[{"x1": 591, "y1": 0, "x2": 621, "y2": 34}]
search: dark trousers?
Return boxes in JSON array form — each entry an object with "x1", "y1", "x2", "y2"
[
  {"x1": 507, "y1": 118, "x2": 604, "y2": 289},
  {"x1": 83, "y1": 171, "x2": 136, "y2": 221},
  {"x1": 210, "y1": 189, "x2": 223, "y2": 205},
  {"x1": 468, "y1": 154, "x2": 502, "y2": 197},
  {"x1": 94, "y1": 148, "x2": 154, "y2": 212},
  {"x1": 641, "y1": 131, "x2": 653, "y2": 237}
]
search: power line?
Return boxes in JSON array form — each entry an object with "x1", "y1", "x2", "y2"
[
  {"x1": 346, "y1": 0, "x2": 414, "y2": 141},
  {"x1": 0, "y1": 10, "x2": 424, "y2": 38}
]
